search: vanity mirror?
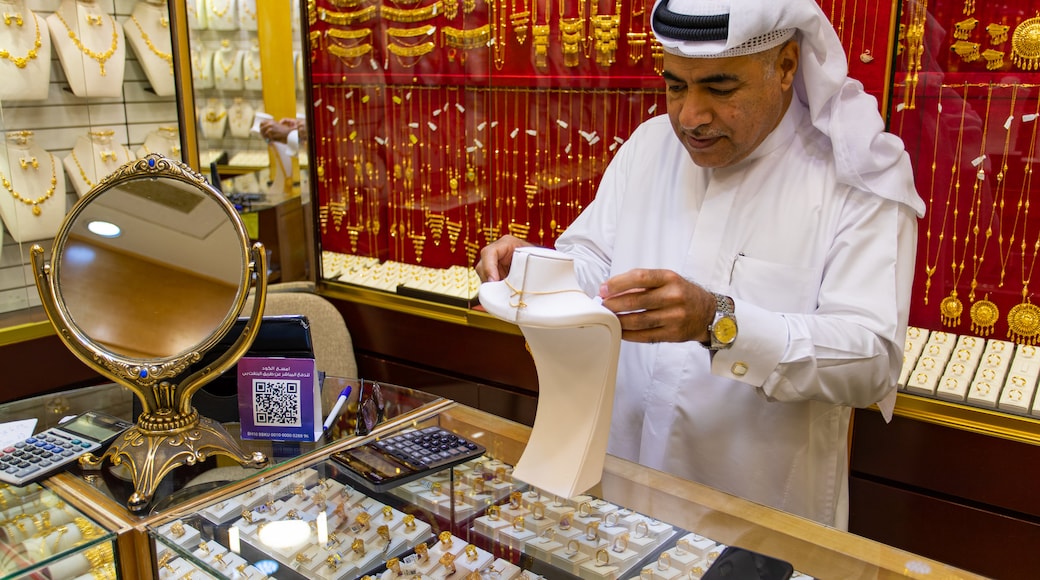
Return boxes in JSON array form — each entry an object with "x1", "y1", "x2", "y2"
[{"x1": 29, "y1": 154, "x2": 270, "y2": 511}]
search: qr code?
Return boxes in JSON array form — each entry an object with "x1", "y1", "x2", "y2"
[{"x1": 251, "y1": 380, "x2": 302, "y2": 426}]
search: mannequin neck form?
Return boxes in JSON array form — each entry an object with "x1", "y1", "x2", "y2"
[{"x1": 504, "y1": 248, "x2": 585, "y2": 298}]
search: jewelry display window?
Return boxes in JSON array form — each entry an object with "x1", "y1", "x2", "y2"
[
  {"x1": 0, "y1": 0, "x2": 181, "y2": 333},
  {"x1": 306, "y1": 0, "x2": 898, "y2": 307},
  {"x1": 0, "y1": 482, "x2": 119, "y2": 580},
  {"x1": 146, "y1": 415, "x2": 817, "y2": 580},
  {"x1": 891, "y1": 1, "x2": 1040, "y2": 419},
  {"x1": 186, "y1": 0, "x2": 273, "y2": 177}
]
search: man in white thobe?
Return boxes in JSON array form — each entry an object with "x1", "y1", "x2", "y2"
[{"x1": 477, "y1": 0, "x2": 923, "y2": 529}]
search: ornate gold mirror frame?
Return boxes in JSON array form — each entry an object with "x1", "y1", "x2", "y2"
[{"x1": 30, "y1": 154, "x2": 270, "y2": 511}]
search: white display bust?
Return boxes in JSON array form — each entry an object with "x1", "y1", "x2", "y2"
[
  {"x1": 205, "y1": 0, "x2": 237, "y2": 31},
  {"x1": 123, "y1": 0, "x2": 174, "y2": 96},
  {"x1": 136, "y1": 126, "x2": 181, "y2": 159},
  {"x1": 236, "y1": 0, "x2": 256, "y2": 31},
  {"x1": 0, "y1": 131, "x2": 66, "y2": 243},
  {"x1": 47, "y1": 0, "x2": 126, "y2": 98},
  {"x1": 242, "y1": 46, "x2": 262, "y2": 91},
  {"x1": 63, "y1": 128, "x2": 135, "y2": 197},
  {"x1": 478, "y1": 247, "x2": 622, "y2": 498},
  {"x1": 212, "y1": 43, "x2": 243, "y2": 91},
  {"x1": 226, "y1": 98, "x2": 255, "y2": 138},
  {"x1": 199, "y1": 99, "x2": 228, "y2": 140},
  {"x1": 190, "y1": 46, "x2": 213, "y2": 89},
  {"x1": 186, "y1": 0, "x2": 207, "y2": 30},
  {"x1": 0, "y1": 1, "x2": 52, "y2": 101}
]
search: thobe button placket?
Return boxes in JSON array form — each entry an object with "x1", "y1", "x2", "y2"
[{"x1": 731, "y1": 362, "x2": 749, "y2": 376}]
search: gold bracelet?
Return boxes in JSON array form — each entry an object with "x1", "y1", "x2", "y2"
[
  {"x1": 317, "y1": 5, "x2": 376, "y2": 25},
  {"x1": 387, "y1": 40, "x2": 435, "y2": 57},
  {"x1": 326, "y1": 27, "x2": 372, "y2": 41},
  {"x1": 382, "y1": 2, "x2": 442, "y2": 23},
  {"x1": 387, "y1": 24, "x2": 436, "y2": 39},
  {"x1": 442, "y1": 24, "x2": 491, "y2": 50}
]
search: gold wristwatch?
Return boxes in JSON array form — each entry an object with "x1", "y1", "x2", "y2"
[{"x1": 707, "y1": 293, "x2": 737, "y2": 350}]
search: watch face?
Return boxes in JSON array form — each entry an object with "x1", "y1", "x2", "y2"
[{"x1": 714, "y1": 316, "x2": 738, "y2": 345}]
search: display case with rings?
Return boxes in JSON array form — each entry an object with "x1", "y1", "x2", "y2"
[{"x1": 0, "y1": 483, "x2": 118, "y2": 580}]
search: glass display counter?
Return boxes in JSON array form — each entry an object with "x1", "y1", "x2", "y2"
[
  {"x1": 0, "y1": 483, "x2": 118, "y2": 580},
  {"x1": 138, "y1": 392, "x2": 982, "y2": 580}
]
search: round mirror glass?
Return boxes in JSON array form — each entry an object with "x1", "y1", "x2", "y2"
[{"x1": 55, "y1": 173, "x2": 245, "y2": 359}]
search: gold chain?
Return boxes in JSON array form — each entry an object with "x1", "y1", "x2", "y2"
[
  {"x1": 128, "y1": 15, "x2": 172, "y2": 74},
  {"x1": 0, "y1": 12, "x2": 40, "y2": 68},
  {"x1": 1, "y1": 153, "x2": 56, "y2": 216},
  {"x1": 52, "y1": 9, "x2": 119, "y2": 76}
]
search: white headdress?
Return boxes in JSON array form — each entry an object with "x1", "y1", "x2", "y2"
[{"x1": 651, "y1": 0, "x2": 925, "y2": 217}]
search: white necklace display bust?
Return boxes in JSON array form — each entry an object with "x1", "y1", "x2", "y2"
[
  {"x1": 47, "y1": 0, "x2": 126, "y2": 98},
  {"x1": 136, "y1": 126, "x2": 181, "y2": 159},
  {"x1": 0, "y1": 131, "x2": 66, "y2": 242},
  {"x1": 123, "y1": 0, "x2": 174, "y2": 96},
  {"x1": 63, "y1": 128, "x2": 134, "y2": 197},
  {"x1": 0, "y1": 0, "x2": 52, "y2": 101},
  {"x1": 479, "y1": 247, "x2": 622, "y2": 498}
]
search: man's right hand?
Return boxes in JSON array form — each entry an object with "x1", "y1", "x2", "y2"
[{"x1": 474, "y1": 235, "x2": 535, "y2": 282}]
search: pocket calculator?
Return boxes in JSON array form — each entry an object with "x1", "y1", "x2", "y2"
[
  {"x1": 331, "y1": 425, "x2": 486, "y2": 493},
  {"x1": 0, "y1": 410, "x2": 133, "y2": 487}
]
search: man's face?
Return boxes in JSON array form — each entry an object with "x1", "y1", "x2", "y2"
[{"x1": 663, "y1": 42, "x2": 798, "y2": 168}]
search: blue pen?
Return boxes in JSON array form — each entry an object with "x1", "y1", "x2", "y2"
[{"x1": 323, "y1": 386, "x2": 352, "y2": 431}]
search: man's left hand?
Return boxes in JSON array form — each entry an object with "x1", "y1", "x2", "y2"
[{"x1": 598, "y1": 269, "x2": 715, "y2": 343}]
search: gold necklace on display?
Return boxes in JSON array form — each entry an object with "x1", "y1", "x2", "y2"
[
  {"x1": 70, "y1": 149, "x2": 98, "y2": 188},
  {"x1": 53, "y1": 9, "x2": 119, "y2": 76},
  {"x1": 1, "y1": 153, "x2": 56, "y2": 216},
  {"x1": 0, "y1": 12, "x2": 40, "y2": 68},
  {"x1": 128, "y1": 15, "x2": 172, "y2": 74}
]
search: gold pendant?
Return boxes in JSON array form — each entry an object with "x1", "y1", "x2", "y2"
[
  {"x1": 1008, "y1": 301, "x2": 1040, "y2": 344},
  {"x1": 1012, "y1": 16, "x2": 1040, "y2": 71},
  {"x1": 970, "y1": 297, "x2": 999, "y2": 336},
  {"x1": 940, "y1": 292, "x2": 963, "y2": 327}
]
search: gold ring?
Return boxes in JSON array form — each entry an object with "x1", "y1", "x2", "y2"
[
  {"x1": 944, "y1": 377, "x2": 959, "y2": 390},
  {"x1": 414, "y1": 542, "x2": 428, "y2": 560},
  {"x1": 566, "y1": 539, "x2": 580, "y2": 556},
  {"x1": 585, "y1": 521, "x2": 600, "y2": 541},
  {"x1": 596, "y1": 548, "x2": 610, "y2": 566},
  {"x1": 1011, "y1": 375, "x2": 1028, "y2": 388},
  {"x1": 383, "y1": 506, "x2": 394, "y2": 520},
  {"x1": 510, "y1": 491, "x2": 523, "y2": 509},
  {"x1": 635, "y1": 520, "x2": 650, "y2": 538},
  {"x1": 951, "y1": 363, "x2": 965, "y2": 375},
  {"x1": 465, "y1": 544, "x2": 478, "y2": 560},
  {"x1": 982, "y1": 368, "x2": 996, "y2": 381},
  {"x1": 612, "y1": 532, "x2": 630, "y2": 553},
  {"x1": 486, "y1": 505, "x2": 500, "y2": 521},
  {"x1": 431, "y1": 482, "x2": 442, "y2": 495},
  {"x1": 675, "y1": 538, "x2": 691, "y2": 555},
  {"x1": 956, "y1": 348, "x2": 971, "y2": 361},
  {"x1": 920, "y1": 356, "x2": 936, "y2": 369},
  {"x1": 403, "y1": 514, "x2": 416, "y2": 530},
  {"x1": 439, "y1": 530, "x2": 453, "y2": 548},
  {"x1": 512, "y1": 515, "x2": 525, "y2": 531},
  {"x1": 603, "y1": 512, "x2": 619, "y2": 527},
  {"x1": 928, "y1": 344, "x2": 941, "y2": 355},
  {"x1": 352, "y1": 538, "x2": 366, "y2": 556},
  {"x1": 1009, "y1": 388, "x2": 1024, "y2": 401},
  {"x1": 378, "y1": 524, "x2": 391, "y2": 543},
  {"x1": 440, "y1": 552, "x2": 456, "y2": 574},
  {"x1": 975, "y1": 383, "x2": 991, "y2": 395},
  {"x1": 578, "y1": 501, "x2": 592, "y2": 518},
  {"x1": 532, "y1": 501, "x2": 546, "y2": 520},
  {"x1": 987, "y1": 353, "x2": 1002, "y2": 366},
  {"x1": 387, "y1": 557, "x2": 401, "y2": 573},
  {"x1": 170, "y1": 522, "x2": 185, "y2": 537},
  {"x1": 657, "y1": 551, "x2": 671, "y2": 571},
  {"x1": 540, "y1": 528, "x2": 556, "y2": 543}
]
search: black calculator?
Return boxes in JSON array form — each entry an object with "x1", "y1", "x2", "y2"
[
  {"x1": 331, "y1": 425, "x2": 486, "y2": 492},
  {"x1": 0, "y1": 411, "x2": 133, "y2": 487}
]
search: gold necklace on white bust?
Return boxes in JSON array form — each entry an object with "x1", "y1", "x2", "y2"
[{"x1": 1, "y1": 152, "x2": 56, "y2": 216}]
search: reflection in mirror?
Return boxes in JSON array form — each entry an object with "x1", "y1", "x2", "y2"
[{"x1": 57, "y1": 177, "x2": 244, "y2": 359}]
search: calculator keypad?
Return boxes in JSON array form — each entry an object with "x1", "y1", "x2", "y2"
[{"x1": 373, "y1": 426, "x2": 483, "y2": 469}]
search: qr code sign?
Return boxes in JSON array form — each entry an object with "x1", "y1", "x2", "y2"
[{"x1": 251, "y1": 380, "x2": 302, "y2": 426}]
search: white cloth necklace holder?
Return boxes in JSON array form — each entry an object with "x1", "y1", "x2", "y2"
[
  {"x1": 186, "y1": 0, "x2": 207, "y2": 29},
  {"x1": 123, "y1": 0, "x2": 174, "y2": 97},
  {"x1": 136, "y1": 127, "x2": 181, "y2": 159},
  {"x1": 47, "y1": 0, "x2": 126, "y2": 98},
  {"x1": 199, "y1": 100, "x2": 228, "y2": 140},
  {"x1": 242, "y1": 47, "x2": 262, "y2": 91},
  {"x1": 212, "y1": 47, "x2": 243, "y2": 91},
  {"x1": 0, "y1": 3, "x2": 52, "y2": 101},
  {"x1": 236, "y1": 0, "x2": 257, "y2": 31},
  {"x1": 205, "y1": 0, "x2": 237, "y2": 31},
  {"x1": 191, "y1": 46, "x2": 214, "y2": 89},
  {"x1": 63, "y1": 131, "x2": 134, "y2": 197},
  {"x1": 226, "y1": 98, "x2": 255, "y2": 138},
  {"x1": 478, "y1": 247, "x2": 621, "y2": 498},
  {"x1": 0, "y1": 133, "x2": 66, "y2": 242}
]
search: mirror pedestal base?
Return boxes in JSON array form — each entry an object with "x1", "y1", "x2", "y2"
[{"x1": 81, "y1": 415, "x2": 269, "y2": 512}]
